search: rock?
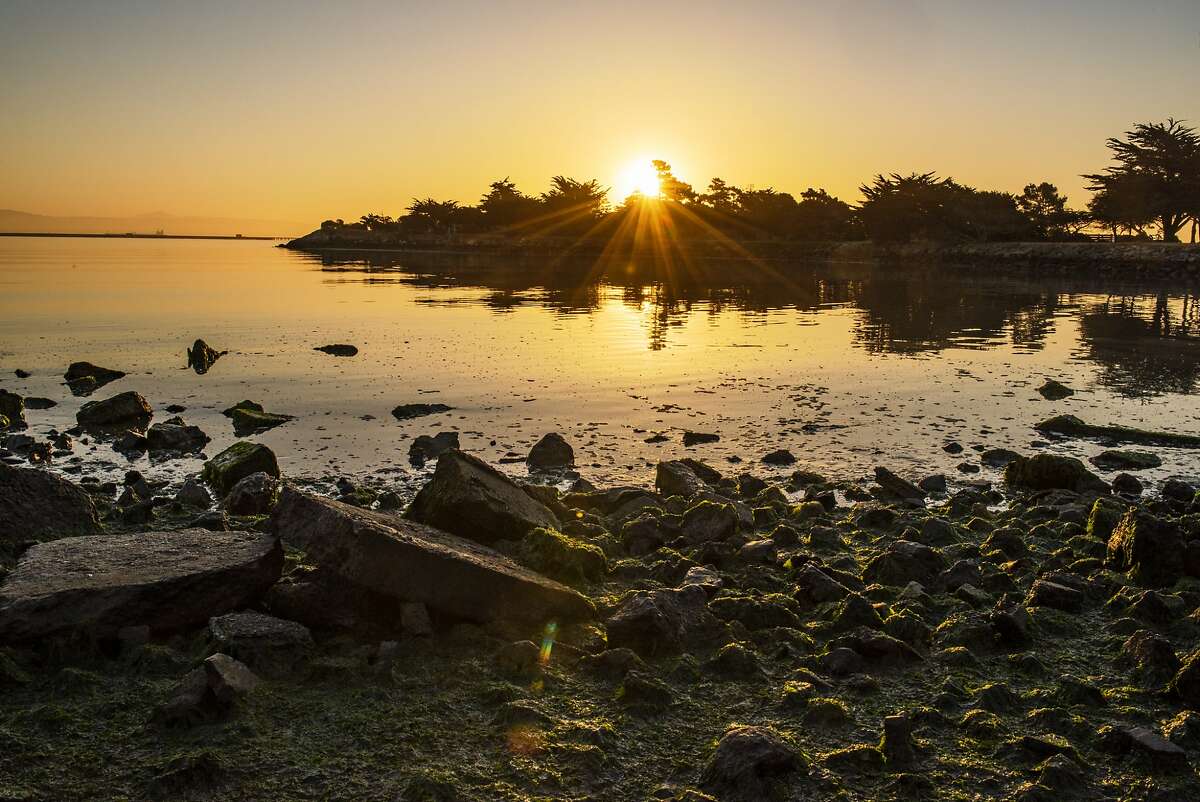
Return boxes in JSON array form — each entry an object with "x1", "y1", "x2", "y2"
[
  {"x1": 880, "y1": 714, "x2": 916, "y2": 766},
  {"x1": 1004, "y1": 454, "x2": 1108, "y2": 495},
  {"x1": 527, "y1": 433, "x2": 574, "y2": 470},
  {"x1": 1112, "y1": 473, "x2": 1144, "y2": 495},
  {"x1": 22, "y1": 397, "x2": 56, "y2": 410},
  {"x1": 1121, "y1": 630, "x2": 1180, "y2": 688},
  {"x1": 146, "y1": 419, "x2": 210, "y2": 455},
  {"x1": 682, "y1": 431, "x2": 720, "y2": 447},
  {"x1": 0, "y1": 390, "x2": 26, "y2": 430},
  {"x1": 1037, "y1": 379, "x2": 1074, "y2": 400},
  {"x1": 517, "y1": 527, "x2": 606, "y2": 586},
  {"x1": 699, "y1": 725, "x2": 804, "y2": 802},
  {"x1": 207, "y1": 611, "x2": 313, "y2": 676},
  {"x1": 314, "y1": 344, "x2": 358, "y2": 356},
  {"x1": 221, "y1": 400, "x2": 294, "y2": 436},
  {"x1": 919, "y1": 474, "x2": 947, "y2": 493},
  {"x1": 605, "y1": 585, "x2": 719, "y2": 657},
  {"x1": 186, "y1": 339, "x2": 225, "y2": 374},
  {"x1": 1169, "y1": 649, "x2": 1200, "y2": 709},
  {"x1": 980, "y1": 448, "x2": 1020, "y2": 468},
  {"x1": 0, "y1": 528, "x2": 282, "y2": 639},
  {"x1": 1025, "y1": 579, "x2": 1083, "y2": 613},
  {"x1": 203, "y1": 653, "x2": 261, "y2": 704},
  {"x1": 874, "y1": 466, "x2": 925, "y2": 500},
  {"x1": 175, "y1": 478, "x2": 212, "y2": 509},
  {"x1": 655, "y1": 460, "x2": 708, "y2": 498},
  {"x1": 271, "y1": 487, "x2": 592, "y2": 626},
  {"x1": 1106, "y1": 508, "x2": 1185, "y2": 587},
  {"x1": 495, "y1": 640, "x2": 541, "y2": 678},
  {"x1": 680, "y1": 501, "x2": 738, "y2": 544},
  {"x1": 408, "y1": 431, "x2": 459, "y2": 466},
  {"x1": 762, "y1": 449, "x2": 796, "y2": 466},
  {"x1": 64, "y1": 361, "x2": 125, "y2": 396},
  {"x1": 793, "y1": 565, "x2": 850, "y2": 605},
  {"x1": 1036, "y1": 414, "x2": 1200, "y2": 448},
  {"x1": 76, "y1": 391, "x2": 152, "y2": 428},
  {"x1": 223, "y1": 472, "x2": 279, "y2": 516},
  {"x1": 1090, "y1": 450, "x2": 1162, "y2": 472},
  {"x1": 863, "y1": 541, "x2": 947, "y2": 588},
  {"x1": 621, "y1": 514, "x2": 675, "y2": 556},
  {"x1": 406, "y1": 450, "x2": 558, "y2": 545},
  {"x1": 391, "y1": 403, "x2": 453, "y2": 421},
  {"x1": 0, "y1": 463, "x2": 101, "y2": 542},
  {"x1": 202, "y1": 442, "x2": 280, "y2": 495}
]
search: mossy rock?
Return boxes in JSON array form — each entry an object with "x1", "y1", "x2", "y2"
[
  {"x1": 517, "y1": 527, "x2": 607, "y2": 587},
  {"x1": 222, "y1": 400, "x2": 294, "y2": 436},
  {"x1": 1086, "y1": 497, "x2": 1128, "y2": 541},
  {"x1": 202, "y1": 442, "x2": 280, "y2": 495}
]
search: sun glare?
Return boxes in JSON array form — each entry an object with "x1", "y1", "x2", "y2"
[{"x1": 615, "y1": 158, "x2": 662, "y2": 200}]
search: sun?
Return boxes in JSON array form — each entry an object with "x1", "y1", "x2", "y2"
[{"x1": 615, "y1": 158, "x2": 662, "y2": 200}]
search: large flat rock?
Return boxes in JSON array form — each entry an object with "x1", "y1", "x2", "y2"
[
  {"x1": 0, "y1": 463, "x2": 101, "y2": 543},
  {"x1": 271, "y1": 487, "x2": 593, "y2": 625},
  {"x1": 0, "y1": 529, "x2": 282, "y2": 640}
]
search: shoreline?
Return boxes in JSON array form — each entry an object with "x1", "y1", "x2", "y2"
[
  {"x1": 282, "y1": 235, "x2": 1200, "y2": 275},
  {"x1": 0, "y1": 231, "x2": 286, "y2": 241}
]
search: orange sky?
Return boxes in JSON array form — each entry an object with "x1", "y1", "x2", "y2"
[{"x1": 1, "y1": 1, "x2": 1197, "y2": 229}]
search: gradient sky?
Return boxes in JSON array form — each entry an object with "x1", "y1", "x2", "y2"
[{"x1": 1, "y1": 0, "x2": 1197, "y2": 226}]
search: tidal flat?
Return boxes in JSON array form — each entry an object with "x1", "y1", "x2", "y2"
[{"x1": 3, "y1": 238, "x2": 1200, "y2": 800}]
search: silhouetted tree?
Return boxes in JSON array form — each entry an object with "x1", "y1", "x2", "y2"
[
  {"x1": 539, "y1": 176, "x2": 609, "y2": 233},
  {"x1": 652, "y1": 160, "x2": 695, "y2": 204},
  {"x1": 697, "y1": 178, "x2": 740, "y2": 215},
  {"x1": 858, "y1": 173, "x2": 964, "y2": 242},
  {"x1": 1084, "y1": 119, "x2": 1200, "y2": 241},
  {"x1": 478, "y1": 178, "x2": 539, "y2": 228},
  {"x1": 1016, "y1": 183, "x2": 1086, "y2": 240}
]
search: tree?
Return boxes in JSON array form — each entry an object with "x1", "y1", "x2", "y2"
[
  {"x1": 1084, "y1": 119, "x2": 1200, "y2": 242},
  {"x1": 478, "y1": 178, "x2": 539, "y2": 228},
  {"x1": 793, "y1": 189, "x2": 857, "y2": 241},
  {"x1": 651, "y1": 160, "x2": 695, "y2": 204},
  {"x1": 858, "y1": 173, "x2": 964, "y2": 242},
  {"x1": 1016, "y1": 183, "x2": 1086, "y2": 240},
  {"x1": 540, "y1": 176, "x2": 609, "y2": 231},
  {"x1": 401, "y1": 198, "x2": 464, "y2": 234}
]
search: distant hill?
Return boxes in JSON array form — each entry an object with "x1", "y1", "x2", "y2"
[{"x1": 0, "y1": 209, "x2": 308, "y2": 238}]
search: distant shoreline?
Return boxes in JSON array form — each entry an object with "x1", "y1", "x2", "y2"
[{"x1": 0, "y1": 232, "x2": 285, "y2": 241}]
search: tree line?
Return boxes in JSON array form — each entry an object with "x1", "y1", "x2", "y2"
[{"x1": 326, "y1": 118, "x2": 1200, "y2": 244}]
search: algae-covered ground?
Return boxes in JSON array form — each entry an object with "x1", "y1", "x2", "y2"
[{"x1": 3, "y1": 460, "x2": 1200, "y2": 801}]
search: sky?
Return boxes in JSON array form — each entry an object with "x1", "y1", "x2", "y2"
[{"x1": 1, "y1": 0, "x2": 1197, "y2": 229}]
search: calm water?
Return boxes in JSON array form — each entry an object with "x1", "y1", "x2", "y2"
[{"x1": 3, "y1": 236, "x2": 1200, "y2": 495}]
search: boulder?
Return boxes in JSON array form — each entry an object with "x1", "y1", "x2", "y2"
[
  {"x1": 699, "y1": 725, "x2": 804, "y2": 802},
  {"x1": 175, "y1": 477, "x2": 213, "y2": 509},
  {"x1": 405, "y1": 450, "x2": 558, "y2": 545},
  {"x1": 271, "y1": 487, "x2": 592, "y2": 626},
  {"x1": 146, "y1": 419, "x2": 210, "y2": 455},
  {"x1": 1106, "y1": 508, "x2": 1185, "y2": 587},
  {"x1": 863, "y1": 540, "x2": 947, "y2": 588},
  {"x1": 64, "y1": 361, "x2": 125, "y2": 396},
  {"x1": 527, "y1": 433, "x2": 574, "y2": 470},
  {"x1": 681, "y1": 501, "x2": 738, "y2": 543},
  {"x1": 0, "y1": 529, "x2": 282, "y2": 640},
  {"x1": 186, "y1": 339, "x2": 225, "y2": 374},
  {"x1": 1170, "y1": 649, "x2": 1200, "y2": 710},
  {"x1": 874, "y1": 466, "x2": 926, "y2": 500},
  {"x1": 1037, "y1": 379, "x2": 1074, "y2": 400},
  {"x1": 76, "y1": 391, "x2": 152, "y2": 428},
  {"x1": 391, "y1": 403, "x2": 453, "y2": 421},
  {"x1": 408, "y1": 431, "x2": 459, "y2": 466},
  {"x1": 202, "y1": 442, "x2": 280, "y2": 495},
  {"x1": 763, "y1": 449, "x2": 796, "y2": 466},
  {"x1": 682, "y1": 431, "x2": 720, "y2": 446},
  {"x1": 1089, "y1": 450, "x2": 1162, "y2": 472},
  {"x1": 314, "y1": 344, "x2": 358, "y2": 356},
  {"x1": 1004, "y1": 454, "x2": 1108, "y2": 495},
  {"x1": 0, "y1": 390, "x2": 26, "y2": 430},
  {"x1": 605, "y1": 584, "x2": 722, "y2": 658},
  {"x1": 0, "y1": 463, "x2": 101, "y2": 543},
  {"x1": 221, "y1": 400, "x2": 294, "y2": 436},
  {"x1": 207, "y1": 611, "x2": 313, "y2": 676},
  {"x1": 655, "y1": 460, "x2": 707, "y2": 498},
  {"x1": 223, "y1": 472, "x2": 279, "y2": 516}
]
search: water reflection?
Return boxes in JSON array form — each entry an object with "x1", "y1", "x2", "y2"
[{"x1": 303, "y1": 251, "x2": 1200, "y2": 398}]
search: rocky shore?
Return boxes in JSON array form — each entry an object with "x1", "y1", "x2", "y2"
[
  {"x1": 283, "y1": 227, "x2": 1200, "y2": 276},
  {"x1": 3, "y1": 388, "x2": 1200, "y2": 799}
]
